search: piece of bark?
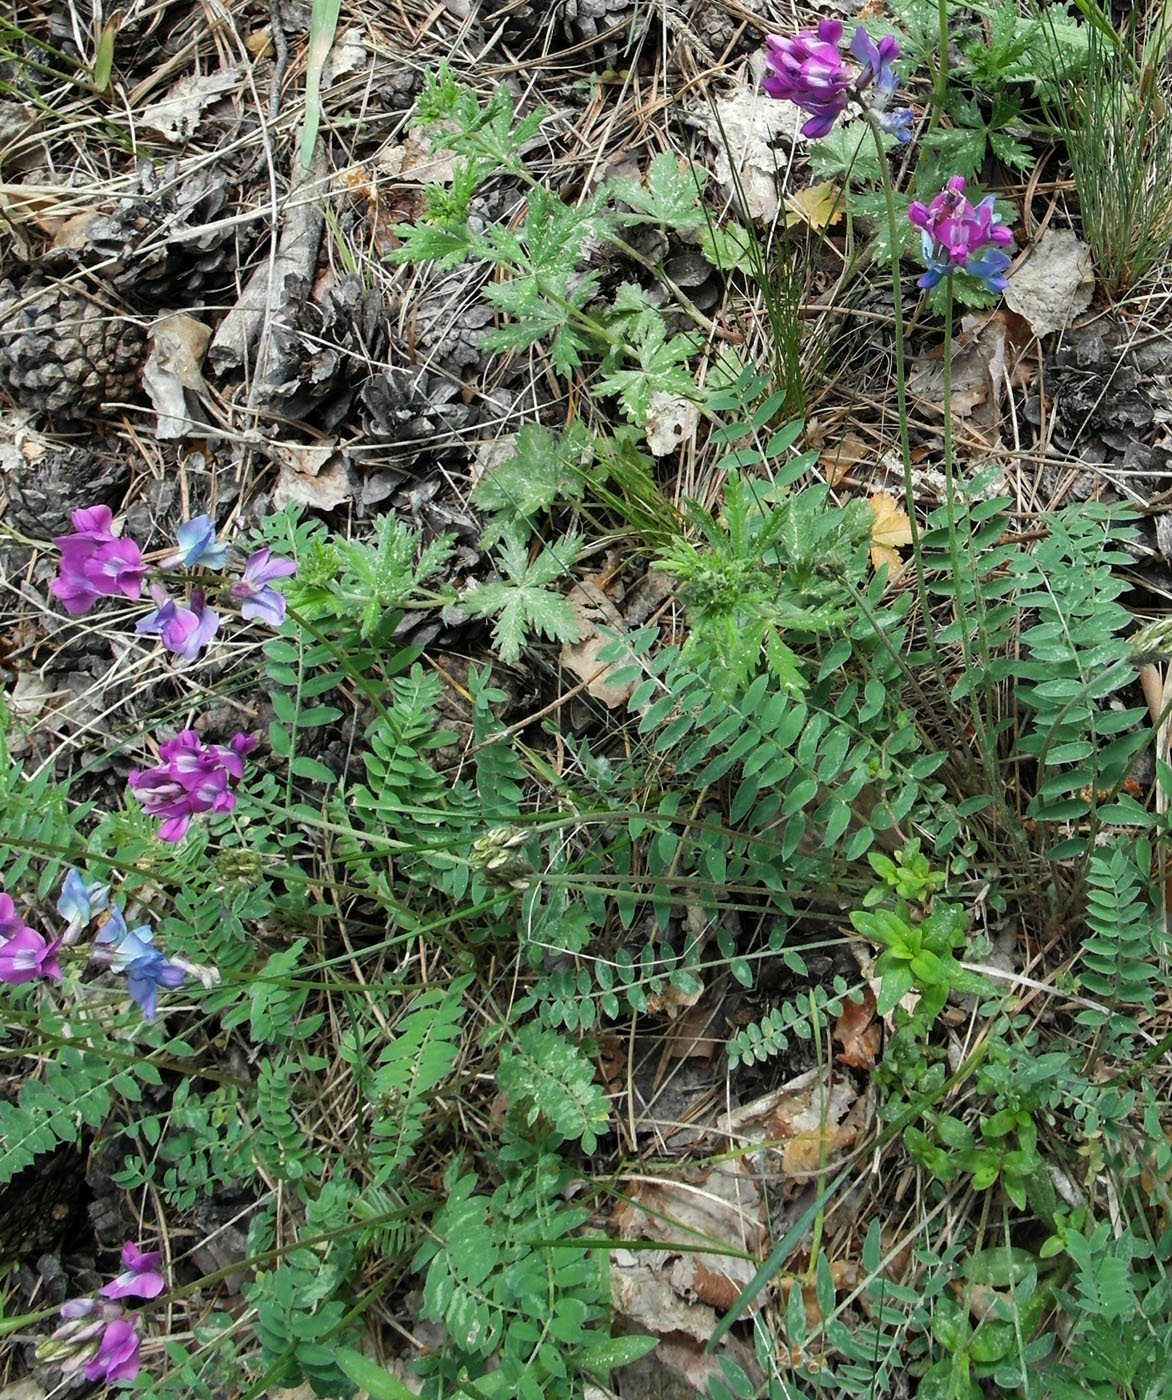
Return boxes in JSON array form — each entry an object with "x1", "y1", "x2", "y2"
[{"x1": 209, "y1": 150, "x2": 328, "y2": 375}]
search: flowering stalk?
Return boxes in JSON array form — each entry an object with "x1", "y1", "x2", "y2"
[
  {"x1": 762, "y1": 19, "x2": 913, "y2": 143},
  {"x1": 49, "y1": 510, "x2": 296, "y2": 664}
]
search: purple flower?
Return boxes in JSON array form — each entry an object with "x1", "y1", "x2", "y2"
[
  {"x1": 762, "y1": 19, "x2": 852, "y2": 138},
  {"x1": 135, "y1": 585, "x2": 219, "y2": 660},
  {"x1": 165, "y1": 514, "x2": 230, "y2": 570},
  {"x1": 84, "y1": 1318, "x2": 141, "y2": 1385},
  {"x1": 57, "y1": 868, "x2": 110, "y2": 946},
  {"x1": 850, "y1": 26, "x2": 901, "y2": 97},
  {"x1": 0, "y1": 892, "x2": 25, "y2": 940},
  {"x1": 0, "y1": 892, "x2": 61, "y2": 983},
  {"x1": 102, "y1": 1242, "x2": 167, "y2": 1300},
  {"x1": 128, "y1": 730, "x2": 257, "y2": 842},
  {"x1": 231, "y1": 548, "x2": 297, "y2": 626},
  {"x1": 908, "y1": 175, "x2": 1015, "y2": 292},
  {"x1": 762, "y1": 21, "x2": 909, "y2": 141},
  {"x1": 50, "y1": 506, "x2": 145, "y2": 617},
  {"x1": 38, "y1": 1299, "x2": 125, "y2": 1375}
]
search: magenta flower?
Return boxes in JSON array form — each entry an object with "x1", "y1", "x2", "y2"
[
  {"x1": 164, "y1": 514, "x2": 230, "y2": 570},
  {"x1": 762, "y1": 21, "x2": 909, "y2": 142},
  {"x1": 50, "y1": 506, "x2": 146, "y2": 617},
  {"x1": 128, "y1": 730, "x2": 257, "y2": 842},
  {"x1": 135, "y1": 585, "x2": 219, "y2": 660},
  {"x1": 0, "y1": 892, "x2": 61, "y2": 983},
  {"x1": 231, "y1": 548, "x2": 297, "y2": 626},
  {"x1": 908, "y1": 175, "x2": 1015, "y2": 292},
  {"x1": 762, "y1": 19, "x2": 852, "y2": 138},
  {"x1": 101, "y1": 1242, "x2": 167, "y2": 1300},
  {"x1": 84, "y1": 1317, "x2": 141, "y2": 1384},
  {"x1": 0, "y1": 928, "x2": 63, "y2": 983},
  {"x1": 0, "y1": 892, "x2": 26, "y2": 940}
]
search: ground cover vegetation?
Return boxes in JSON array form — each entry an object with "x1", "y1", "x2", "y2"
[{"x1": 3, "y1": 0, "x2": 1172, "y2": 1394}]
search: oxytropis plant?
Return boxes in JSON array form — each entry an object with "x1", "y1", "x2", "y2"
[{"x1": 37, "y1": 1241, "x2": 167, "y2": 1385}]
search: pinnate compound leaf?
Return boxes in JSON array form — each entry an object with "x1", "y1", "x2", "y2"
[{"x1": 497, "y1": 1023, "x2": 610, "y2": 1150}]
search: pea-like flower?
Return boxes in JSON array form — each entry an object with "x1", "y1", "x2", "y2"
[
  {"x1": 0, "y1": 891, "x2": 61, "y2": 983},
  {"x1": 164, "y1": 514, "x2": 230, "y2": 570},
  {"x1": 57, "y1": 867, "x2": 110, "y2": 946},
  {"x1": 762, "y1": 19, "x2": 852, "y2": 138},
  {"x1": 101, "y1": 1242, "x2": 167, "y2": 1300},
  {"x1": 231, "y1": 548, "x2": 298, "y2": 626},
  {"x1": 908, "y1": 175, "x2": 1015, "y2": 293},
  {"x1": 128, "y1": 730, "x2": 257, "y2": 842},
  {"x1": 135, "y1": 585, "x2": 219, "y2": 660},
  {"x1": 38, "y1": 1299, "x2": 125, "y2": 1376},
  {"x1": 50, "y1": 506, "x2": 146, "y2": 617},
  {"x1": 93, "y1": 908, "x2": 186, "y2": 1022},
  {"x1": 84, "y1": 1317, "x2": 141, "y2": 1385},
  {"x1": 763, "y1": 21, "x2": 911, "y2": 142}
]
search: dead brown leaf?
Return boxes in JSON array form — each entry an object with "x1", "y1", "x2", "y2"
[
  {"x1": 908, "y1": 309, "x2": 1033, "y2": 434},
  {"x1": 614, "y1": 1162, "x2": 766, "y2": 1312},
  {"x1": 820, "y1": 429, "x2": 870, "y2": 488},
  {"x1": 559, "y1": 576, "x2": 636, "y2": 708},
  {"x1": 834, "y1": 986, "x2": 881, "y2": 1069}
]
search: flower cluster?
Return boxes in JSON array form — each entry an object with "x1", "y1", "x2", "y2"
[
  {"x1": 38, "y1": 1242, "x2": 166, "y2": 1385},
  {"x1": 50, "y1": 506, "x2": 146, "y2": 616},
  {"x1": 50, "y1": 509, "x2": 296, "y2": 662},
  {"x1": 762, "y1": 19, "x2": 912, "y2": 142},
  {"x1": 128, "y1": 730, "x2": 257, "y2": 843},
  {"x1": 908, "y1": 175, "x2": 1015, "y2": 293},
  {"x1": 0, "y1": 867, "x2": 212, "y2": 1022}
]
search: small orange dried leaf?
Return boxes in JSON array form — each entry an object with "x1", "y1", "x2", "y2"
[{"x1": 869, "y1": 491, "x2": 913, "y2": 578}]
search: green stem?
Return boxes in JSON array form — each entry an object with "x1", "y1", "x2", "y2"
[
  {"x1": 934, "y1": 0, "x2": 950, "y2": 128},
  {"x1": 865, "y1": 115, "x2": 954, "y2": 697}
]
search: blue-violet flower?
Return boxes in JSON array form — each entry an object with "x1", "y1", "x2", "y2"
[
  {"x1": 164, "y1": 514, "x2": 230, "y2": 570},
  {"x1": 57, "y1": 868, "x2": 110, "y2": 946},
  {"x1": 231, "y1": 548, "x2": 297, "y2": 626},
  {"x1": 94, "y1": 909, "x2": 186, "y2": 1022}
]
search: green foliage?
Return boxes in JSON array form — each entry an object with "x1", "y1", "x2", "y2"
[
  {"x1": 727, "y1": 985, "x2": 843, "y2": 1068},
  {"x1": 497, "y1": 1022, "x2": 610, "y2": 1152},
  {"x1": 655, "y1": 467, "x2": 873, "y2": 692},
  {"x1": 462, "y1": 524, "x2": 585, "y2": 663},
  {"x1": 1063, "y1": 10, "x2": 1172, "y2": 294},
  {"x1": 368, "y1": 977, "x2": 470, "y2": 1185},
  {"x1": 413, "y1": 1145, "x2": 640, "y2": 1400},
  {"x1": 1076, "y1": 839, "x2": 1164, "y2": 1054}
]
